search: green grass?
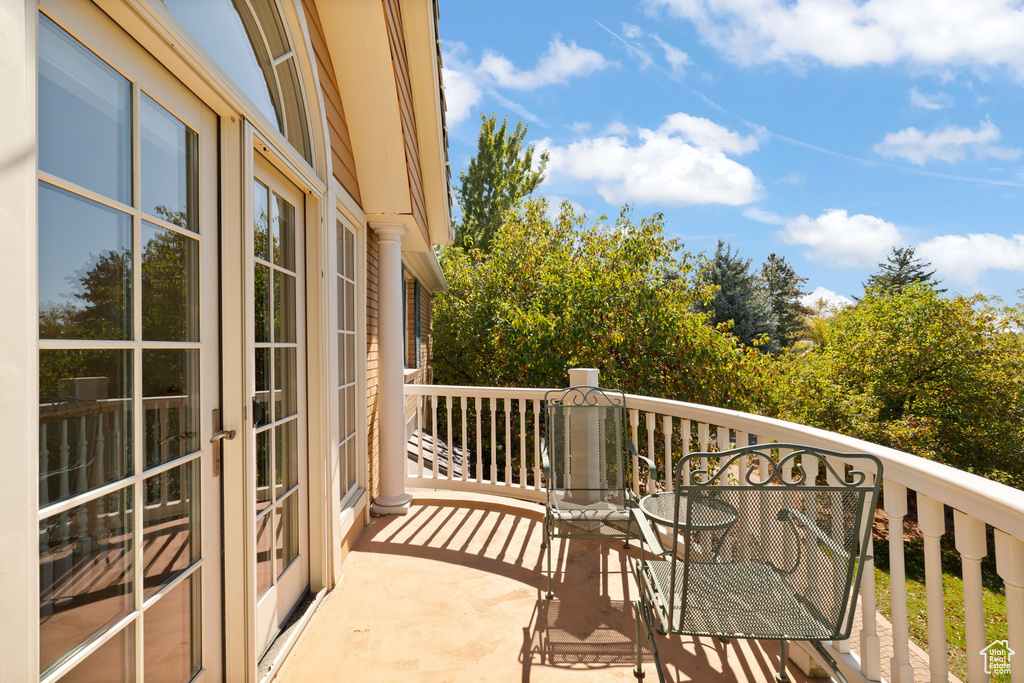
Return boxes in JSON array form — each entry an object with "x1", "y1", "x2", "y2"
[{"x1": 872, "y1": 528, "x2": 1010, "y2": 682}]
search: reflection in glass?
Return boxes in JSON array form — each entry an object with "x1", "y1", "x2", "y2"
[
  {"x1": 341, "y1": 441, "x2": 356, "y2": 493},
  {"x1": 60, "y1": 623, "x2": 133, "y2": 683},
  {"x1": 275, "y1": 494, "x2": 298, "y2": 579},
  {"x1": 253, "y1": 179, "x2": 270, "y2": 261},
  {"x1": 142, "y1": 222, "x2": 199, "y2": 342},
  {"x1": 274, "y1": 271, "x2": 296, "y2": 343},
  {"x1": 344, "y1": 227, "x2": 354, "y2": 279},
  {"x1": 347, "y1": 386, "x2": 356, "y2": 444},
  {"x1": 256, "y1": 430, "x2": 271, "y2": 512},
  {"x1": 275, "y1": 57, "x2": 312, "y2": 162},
  {"x1": 336, "y1": 222, "x2": 345, "y2": 277},
  {"x1": 254, "y1": 263, "x2": 271, "y2": 343},
  {"x1": 256, "y1": 511, "x2": 272, "y2": 597},
  {"x1": 141, "y1": 94, "x2": 197, "y2": 231},
  {"x1": 275, "y1": 419, "x2": 297, "y2": 499},
  {"x1": 274, "y1": 347, "x2": 296, "y2": 420},
  {"x1": 39, "y1": 182, "x2": 132, "y2": 341},
  {"x1": 338, "y1": 388, "x2": 346, "y2": 438},
  {"x1": 272, "y1": 193, "x2": 295, "y2": 270},
  {"x1": 39, "y1": 350, "x2": 132, "y2": 505},
  {"x1": 346, "y1": 334, "x2": 355, "y2": 385},
  {"x1": 254, "y1": 347, "x2": 271, "y2": 427},
  {"x1": 39, "y1": 487, "x2": 133, "y2": 674},
  {"x1": 144, "y1": 573, "x2": 199, "y2": 683},
  {"x1": 39, "y1": 16, "x2": 131, "y2": 204},
  {"x1": 143, "y1": 462, "x2": 198, "y2": 596},
  {"x1": 143, "y1": 349, "x2": 200, "y2": 468},
  {"x1": 345, "y1": 280, "x2": 355, "y2": 332}
]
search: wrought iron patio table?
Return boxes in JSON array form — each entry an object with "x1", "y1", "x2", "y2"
[{"x1": 637, "y1": 492, "x2": 738, "y2": 533}]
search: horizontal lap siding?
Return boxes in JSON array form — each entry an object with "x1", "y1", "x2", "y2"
[
  {"x1": 383, "y1": 0, "x2": 429, "y2": 238},
  {"x1": 301, "y1": 0, "x2": 361, "y2": 204}
]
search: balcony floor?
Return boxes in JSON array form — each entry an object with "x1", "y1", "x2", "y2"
[{"x1": 277, "y1": 492, "x2": 818, "y2": 682}]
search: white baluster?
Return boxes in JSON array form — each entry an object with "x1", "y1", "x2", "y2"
[
  {"x1": 629, "y1": 409, "x2": 640, "y2": 497},
  {"x1": 475, "y1": 397, "x2": 483, "y2": 484},
  {"x1": 918, "y1": 493, "x2": 949, "y2": 683},
  {"x1": 860, "y1": 502, "x2": 882, "y2": 681},
  {"x1": 432, "y1": 394, "x2": 439, "y2": 478},
  {"x1": 461, "y1": 396, "x2": 469, "y2": 483},
  {"x1": 826, "y1": 457, "x2": 851, "y2": 655},
  {"x1": 680, "y1": 419, "x2": 691, "y2": 486},
  {"x1": 954, "y1": 511, "x2": 989, "y2": 683},
  {"x1": 885, "y1": 481, "x2": 916, "y2": 683},
  {"x1": 697, "y1": 422, "x2": 709, "y2": 479},
  {"x1": 504, "y1": 399, "x2": 511, "y2": 487},
  {"x1": 58, "y1": 421, "x2": 70, "y2": 500},
  {"x1": 416, "y1": 395, "x2": 424, "y2": 478},
  {"x1": 489, "y1": 398, "x2": 497, "y2": 485},
  {"x1": 76, "y1": 415, "x2": 88, "y2": 493},
  {"x1": 94, "y1": 413, "x2": 106, "y2": 489},
  {"x1": 518, "y1": 399, "x2": 526, "y2": 488},
  {"x1": 663, "y1": 416, "x2": 673, "y2": 491},
  {"x1": 533, "y1": 399, "x2": 541, "y2": 490},
  {"x1": 445, "y1": 395, "x2": 453, "y2": 481},
  {"x1": 645, "y1": 412, "x2": 655, "y2": 494},
  {"x1": 39, "y1": 424, "x2": 49, "y2": 506},
  {"x1": 995, "y1": 530, "x2": 1024, "y2": 682}
]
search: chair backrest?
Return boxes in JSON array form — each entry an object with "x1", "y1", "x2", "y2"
[
  {"x1": 544, "y1": 386, "x2": 630, "y2": 506},
  {"x1": 667, "y1": 443, "x2": 882, "y2": 640}
]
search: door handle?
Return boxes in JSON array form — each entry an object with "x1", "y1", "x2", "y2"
[{"x1": 211, "y1": 408, "x2": 235, "y2": 477}]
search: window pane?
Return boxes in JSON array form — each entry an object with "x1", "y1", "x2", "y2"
[
  {"x1": 254, "y1": 264, "x2": 271, "y2": 343},
  {"x1": 143, "y1": 349, "x2": 200, "y2": 468},
  {"x1": 275, "y1": 494, "x2": 298, "y2": 578},
  {"x1": 166, "y1": 0, "x2": 278, "y2": 127},
  {"x1": 256, "y1": 429, "x2": 271, "y2": 513},
  {"x1": 274, "y1": 347, "x2": 296, "y2": 420},
  {"x1": 39, "y1": 16, "x2": 131, "y2": 204},
  {"x1": 142, "y1": 222, "x2": 199, "y2": 342},
  {"x1": 253, "y1": 180, "x2": 270, "y2": 262},
  {"x1": 144, "y1": 573, "x2": 199, "y2": 683},
  {"x1": 143, "y1": 461, "x2": 198, "y2": 596},
  {"x1": 344, "y1": 228, "x2": 354, "y2": 280},
  {"x1": 141, "y1": 94, "x2": 197, "y2": 231},
  {"x1": 256, "y1": 511, "x2": 272, "y2": 597},
  {"x1": 345, "y1": 280, "x2": 354, "y2": 333},
  {"x1": 39, "y1": 182, "x2": 132, "y2": 341},
  {"x1": 60, "y1": 624, "x2": 134, "y2": 683},
  {"x1": 254, "y1": 347, "x2": 271, "y2": 427},
  {"x1": 335, "y1": 221, "x2": 345, "y2": 277},
  {"x1": 274, "y1": 271, "x2": 296, "y2": 343},
  {"x1": 275, "y1": 419, "x2": 297, "y2": 499},
  {"x1": 275, "y1": 57, "x2": 311, "y2": 162},
  {"x1": 272, "y1": 193, "x2": 295, "y2": 270},
  {"x1": 39, "y1": 487, "x2": 133, "y2": 674},
  {"x1": 39, "y1": 349, "x2": 132, "y2": 505}
]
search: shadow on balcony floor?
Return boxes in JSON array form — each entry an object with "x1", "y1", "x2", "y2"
[{"x1": 277, "y1": 492, "x2": 818, "y2": 682}]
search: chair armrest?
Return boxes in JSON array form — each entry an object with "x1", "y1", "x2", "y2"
[
  {"x1": 627, "y1": 439, "x2": 657, "y2": 479},
  {"x1": 779, "y1": 508, "x2": 854, "y2": 562},
  {"x1": 540, "y1": 438, "x2": 551, "y2": 477},
  {"x1": 631, "y1": 506, "x2": 668, "y2": 558}
]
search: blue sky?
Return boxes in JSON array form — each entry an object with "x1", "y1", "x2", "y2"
[{"x1": 437, "y1": 0, "x2": 1024, "y2": 306}]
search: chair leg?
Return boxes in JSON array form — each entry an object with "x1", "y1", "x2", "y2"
[
  {"x1": 545, "y1": 523, "x2": 554, "y2": 599},
  {"x1": 633, "y1": 600, "x2": 645, "y2": 680},
  {"x1": 775, "y1": 639, "x2": 790, "y2": 683}
]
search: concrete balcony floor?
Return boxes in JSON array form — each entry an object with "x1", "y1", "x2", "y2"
[{"x1": 277, "y1": 492, "x2": 817, "y2": 683}]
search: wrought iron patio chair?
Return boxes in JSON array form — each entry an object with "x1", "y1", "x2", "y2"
[
  {"x1": 541, "y1": 386, "x2": 656, "y2": 598},
  {"x1": 631, "y1": 443, "x2": 882, "y2": 682}
]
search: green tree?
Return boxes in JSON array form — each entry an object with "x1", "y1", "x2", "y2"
[
  {"x1": 454, "y1": 114, "x2": 548, "y2": 252},
  {"x1": 434, "y1": 200, "x2": 774, "y2": 410},
  {"x1": 695, "y1": 240, "x2": 778, "y2": 353},
  {"x1": 769, "y1": 284, "x2": 1024, "y2": 486},
  {"x1": 862, "y1": 246, "x2": 944, "y2": 294},
  {"x1": 759, "y1": 253, "x2": 809, "y2": 350}
]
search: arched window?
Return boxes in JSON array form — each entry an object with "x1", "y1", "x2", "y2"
[{"x1": 167, "y1": 0, "x2": 312, "y2": 163}]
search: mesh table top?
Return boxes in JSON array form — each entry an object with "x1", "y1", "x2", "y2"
[{"x1": 638, "y1": 492, "x2": 738, "y2": 531}]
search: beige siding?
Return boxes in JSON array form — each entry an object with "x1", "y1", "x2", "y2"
[
  {"x1": 301, "y1": 0, "x2": 362, "y2": 203},
  {"x1": 383, "y1": 0, "x2": 429, "y2": 240},
  {"x1": 366, "y1": 229, "x2": 380, "y2": 499}
]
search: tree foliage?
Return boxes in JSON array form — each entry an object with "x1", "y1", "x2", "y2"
[
  {"x1": 759, "y1": 253, "x2": 809, "y2": 350},
  {"x1": 862, "y1": 246, "x2": 944, "y2": 295},
  {"x1": 454, "y1": 114, "x2": 548, "y2": 253},
  {"x1": 695, "y1": 240, "x2": 778, "y2": 353},
  {"x1": 768, "y1": 284, "x2": 1024, "y2": 487},
  {"x1": 433, "y1": 200, "x2": 774, "y2": 410}
]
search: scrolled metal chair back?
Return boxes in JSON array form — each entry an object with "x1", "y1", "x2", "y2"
[{"x1": 544, "y1": 386, "x2": 628, "y2": 498}]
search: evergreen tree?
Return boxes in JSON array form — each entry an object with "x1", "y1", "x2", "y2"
[
  {"x1": 454, "y1": 114, "x2": 548, "y2": 253},
  {"x1": 759, "y1": 253, "x2": 809, "y2": 349},
  {"x1": 863, "y1": 246, "x2": 944, "y2": 294},
  {"x1": 695, "y1": 240, "x2": 778, "y2": 353}
]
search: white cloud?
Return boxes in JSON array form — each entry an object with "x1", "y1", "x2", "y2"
[
  {"x1": 873, "y1": 121, "x2": 1022, "y2": 165},
  {"x1": 646, "y1": 0, "x2": 1024, "y2": 76},
  {"x1": 742, "y1": 207, "x2": 785, "y2": 225},
  {"x1": 909, "y1": 87, "x2": 953, "y2": 110},
  {"x1": 544, "y1": 195, "x2": 588, "y2": 221},
  {"x1": 777, "y1": 172, "x2": 804, "y2": 185},
  {"x1": 538, "y1": 113, "x2": 762, "y2": 206},
  {"x1": 441, "y1": 67, "x2": 482, "y2": 125},
  {"x1": 917, "y1": 233, "x2": 1024, "y2": 285},
  {"x1": 652, "y1": 35, "x2": 691, "y2": 75},
  {"x1": 779, "y1": 209, "x2": 903, "y2": 267},
  {"x1": 622, "y1": 22, "x2": 644, "y2": 39},
  {"x1": 569, "y1": 121, "x2": 592, "y2": 133},
  {"x1": 800, "y1": 286, "x2": 854, "y2": 309},
  {"x1": 477, "y1": 37, "x2": 611, "y2": 90},
  {"x1": 603, "y1": 120, "x2": 633, "y2": 136}
]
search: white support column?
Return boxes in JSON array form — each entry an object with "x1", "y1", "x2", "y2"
[{"x1": 370, "y1": 224, "x2": 411, "y2": 515}]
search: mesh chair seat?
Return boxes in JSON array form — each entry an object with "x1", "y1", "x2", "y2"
[
  {"x1": 550, "y1": 504, "x2": 637, "y2": 538},
  {"x1": 642, "y1": 559, "x2": 834, "y2": 640}
]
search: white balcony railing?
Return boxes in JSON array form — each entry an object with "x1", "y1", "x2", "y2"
[{"x1": 406, "y1": 382, "x2": 1024, "y2": 683}]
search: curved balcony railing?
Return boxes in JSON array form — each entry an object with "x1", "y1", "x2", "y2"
[{"x1": 405, "y1": 381, "x2": 1024, "y2": 683}]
